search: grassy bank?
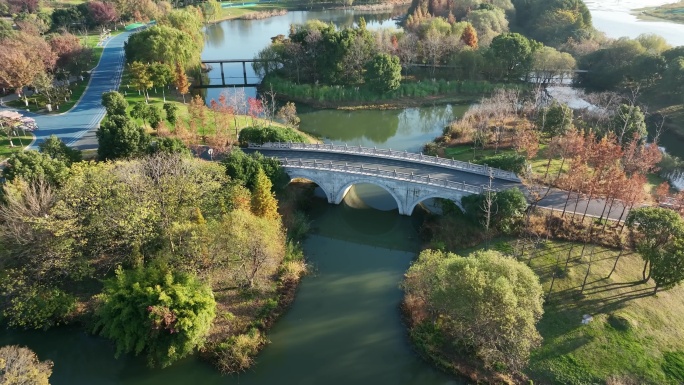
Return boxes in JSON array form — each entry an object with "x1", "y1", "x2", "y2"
[
  {"x1": 410, "y1": 218, "x2": 684, "y2": 384},
  {"x1": 637, "y1": 1, "x2": 684, "y2": 24},
  {"x1": 262, "y1": 75, "x2": 516, "y2": 109}
]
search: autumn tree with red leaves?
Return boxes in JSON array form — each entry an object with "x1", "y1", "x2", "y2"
[{"x1": 89, "y1": 1, "x2": 118, "y2": 27}]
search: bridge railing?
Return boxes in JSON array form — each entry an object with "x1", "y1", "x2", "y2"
[
  {"x1": 248, "y1": 142, "x2": 521, "y2": 182},
  {"x1": 280, "y1": 158, "x2": 495, "y2": 195}
]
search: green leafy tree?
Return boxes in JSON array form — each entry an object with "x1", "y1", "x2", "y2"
[
  {"x1": 1, "y1": 282, "x2": 76, "y2": 330},
  {"x1": 1, "y1": 150, "x2": 69, "y2": 186},
  {"x1": 96, "y1": 115, "x2": 150, "y2": 160},
  {"x1": 39, "y1": 135, "x2": 82, "y2": 165},
  {"x1": 163, "y1": 103, "x2": 179, "y2": 125},
  {"x1": 612, "y1": 104, "x2": 647, "y2": 144},
  {"x1": 219, "y1": 210, "x2": 285, "y2": 288},
  {"x1": 159, "y1": 8, "x2": 204, "y2": 48},
  {"x1": 124, "y1": 25, "x2": 202, "y2": 71},
  {"x1": 462, "y1": 188, "x2": 527, "y2": 234},
  {"x1": 403, "y1": 249, "x2": 544, "y2": 372},
  {"x1": 223, "y1": 149, "x2": 287, "y2": 191},
  {"x1": 663, "y1": 57, "x2": 684, "y2": 102},
  {"x1": 237, "y1": 126, "x2": 307, "y2": 146},
  {"x1": 201, "y1": 0, "x2": 221, "y2": 22},
  {"x1": 148, "y1": 105, "x2": 164, "y2": 129},
  {"x1": 626, "y1": 207, "x2": 684, "y2": 282},
  {"x1": 650, "y1": 239, "x2": 684, "y2": 294},
  {"x1": 364, "y1": 53, "x2": 402, "y2": 93},
  {"x1": 131, "y1": 102, "x2": 151, "y2": 128},
  {"x1": 250, "y1": 168, "x2": 279, "y2": 220},
  {"x1": 150, "y1": 62, "x2": 174, "y2": 102},
  {"x1": 488, "y1": 32, "x2": 534, "y2": 81},
  {"x1": 94, "y1": 264, "x2": 216, "y2": 368},
  {"x1": 0, "y1": 345, "x2": 53, "y2": 385},
  {"x1": 102, "y1": 91, "x2": 129, "y2": 116},
  {"x1": 513, "y1": 0, "x2": 593, "y2": 46},
  {"x1": 537, "y1": 101, "x2": 573, "y2": 137},
  {"x1": 473, "y1": 153, "x2": 526, "y2": 174},
  {"x1": 149, "y1": 137, "x2": 191, "y2": 156},
  {"x1": 128, "y1": 61, "x2": 153, "y2": 103}
]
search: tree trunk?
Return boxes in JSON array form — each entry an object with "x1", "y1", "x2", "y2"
[
  {"x1": 642, "y1": 260, "x2": 650, "y2": 282},
  {"x1": 653, "y1": 283, "x2": 660, "y2": 295},
  {"x1": 580, "y1": 189, "x2": 596, "y2": 224}
]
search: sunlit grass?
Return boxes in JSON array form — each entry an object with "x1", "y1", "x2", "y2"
[
  {"x1": 477, "y1": 238, "x2": 684, "y2": 384},
  {"x1": 0, "y1": 136, "x2": 34, "y2": 159}
]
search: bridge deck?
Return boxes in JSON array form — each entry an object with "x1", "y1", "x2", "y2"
[{"x1": 250, "y1": 149, "x2": 523, "y2": 191}]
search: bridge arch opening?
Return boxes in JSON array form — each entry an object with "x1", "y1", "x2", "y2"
[
  {"x1": 406, "y1": 195, "x2": 464, "y2": 216},
  {"x1": 286, "y1": 175, "x2": 331, "y2": 202},
  {"x1": 336, "y1": 180, "x2": 402, "y2": 213}
]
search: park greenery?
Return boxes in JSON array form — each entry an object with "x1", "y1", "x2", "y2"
[
  {"x1": 2, "y1": 0, "x2": 684, "y2": 382},
  {"x1": 0, "y1": 129, "x2": 308, "y2": 372}
]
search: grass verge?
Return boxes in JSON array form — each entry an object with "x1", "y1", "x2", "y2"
[{"x1": 0, "y1": 136, "x2": 35, "y2": 159}]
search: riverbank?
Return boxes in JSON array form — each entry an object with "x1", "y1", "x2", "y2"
[
  {"x1": 211, "y1": 0, "x2": 408, "y2": 24},
  {"x1": 636, "y1": 1, "x2": 684, "y2": 24},
  {"x1": 262, "y1": 76, "x2": 511, "y2": 109}
]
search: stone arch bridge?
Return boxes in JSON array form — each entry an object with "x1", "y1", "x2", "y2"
[{"x1": 247, "y1": 142, "x2": 523, "y2": 216}]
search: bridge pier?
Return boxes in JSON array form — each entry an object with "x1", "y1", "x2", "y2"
[
  {"x1": 285, "y1": 168, "x2": 470, "y2": 216},
  {"x1": 220, "y1": 63, "x2": 225, "y2": 85},
  {"x1": 243, "y1": 62, "x2": 247, "y2": 85}
]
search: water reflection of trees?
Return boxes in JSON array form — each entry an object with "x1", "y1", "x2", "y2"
[
  {"x1": 300, "y1": 110, "x2": 400, "y2": 144},
  {"x1": 205, "y1": 23, "x2": 225, "y2": 48}
]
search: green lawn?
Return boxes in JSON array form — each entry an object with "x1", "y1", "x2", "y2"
[
  {"x1": 478, "y1": 238, "x2": 684, "y2": 384},
  {"x1": 0, "y1": 136, "x2": 34, "y2": 159}
]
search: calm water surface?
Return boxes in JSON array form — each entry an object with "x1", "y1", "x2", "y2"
[{"x1": 0, "y1": 192, "x2": 459, "y2": 385}]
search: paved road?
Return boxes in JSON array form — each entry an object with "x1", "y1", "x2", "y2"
[
  {"x1": 253, "y1": 148, "x2": 632, "y2": 221},
  {"x1": 2, "y1": 31, "x2": 131, "y2": 150}
]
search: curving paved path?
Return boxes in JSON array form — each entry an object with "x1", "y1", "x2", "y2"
[{"x1": 2, "y1": 31, "x2": 131, "y2": 150}]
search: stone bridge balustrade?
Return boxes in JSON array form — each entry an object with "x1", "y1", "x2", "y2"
[
  {"x1": 248, "y1": 142, "x2": 521, "y2": 182},
  {"x1": 247, "y1": 142, "x2": 523, "y2": 216}
]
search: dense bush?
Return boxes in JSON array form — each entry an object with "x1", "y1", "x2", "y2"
[
  {"x1": 223, "y1": 149, "x2": 289, "y2": 191},
  {"x1": 473, "y1": 153, "x2": 526, "y2": 174},
  {"x1": 238, "y1": 125, "x2": 307, "y2": 146},
  {"x1": 94, "y1": 264, "x2": 216, "y2": 368},
  {"x1": 461, "y1": 187, "x2": 527, "y2": 234},
  {"x1": 403, "y1": 249, "x2": 544, "y2": 372}
]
